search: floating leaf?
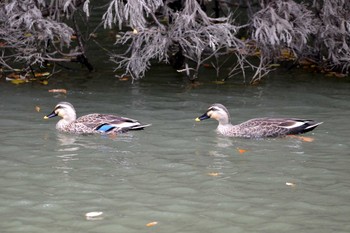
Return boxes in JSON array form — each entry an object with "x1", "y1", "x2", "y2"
[
  {"x1": 237, "y1": 148, "x2": 247, "y2": 154},
  {"x1": 35, "y1": 106, "x2": 41, "y2": 112},
  {"x1": 10, "y1": 79, "x2": 27, "y2": 85},
  {"x1": 34, "y1": 72, "x2": 50, "y2": 77},
  {"x1": 7, "y1": 73, "x2": 21, "y2": 79},
  {"x1": 118, "y1": 76, "x2": 130, "y2": 81},
  {"x1": 213, "y1": 80, "x2": 225, "y2": 85},
  {"x1": 48, "y1": 89, "x2": 67, "y2": 94},
  {"x1": 85, "y1": 212, "x2": 103, "y2": 220},
  {"x1": 146, "y1": 221, "x2": 158, "y2": 227},
  {"x1": 288, "y1": 135, "x2": 314, "y2": 142},
  {"x1": 40, "y1": 80, "x2": 49, "y2": 85},
  {"x1": 208, "y1": 172, "x2": 220, "y2": 177},
  {"x1": 299, "y1": 136, "x2": 314, "y2": 142},
  {"x1": 325, "y1": 71, "x2": 346, "y2": 78}
]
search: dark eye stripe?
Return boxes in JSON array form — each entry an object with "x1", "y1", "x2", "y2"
[{"x1": 55, "y1": 106, "x2": 64, "y2": 111}]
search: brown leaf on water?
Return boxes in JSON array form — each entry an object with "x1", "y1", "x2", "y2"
[
  {"x1": 118, "y1": 75, "x2": 130, "y2": 81},
  {"x1": 208, "y1": 172, "x2": 220, "y2": 177},
  {"x1": 213, "y1": 80, "x2": 225, "y2": 85},
  {"x1": 146, "y1": 221, "x2": 158, "y2": 227},
  {"x1": 7, "y1": 72, "x2": 21, "y2": 79},
  {"x1": 34, "y1": 72, "x2": 50, "y2": 77},
  {"x1": 237, "y1": 148, "x2": 247, "y2": 154},
  {"x1": 325, "y1": 71, "x2": 346, "y2": 78},
  {"x1": 299, "y1": 136, "x2": 314, "y2": 142},
  {"x1": 35, "y1": 106, "x2": 41, "y2": 112},
  {"x1": 288, "y1": 135, "x2": 314, "y2": 142}
]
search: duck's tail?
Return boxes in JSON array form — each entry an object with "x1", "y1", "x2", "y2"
[
  {"x1": 129, "y1": 124, "x2": 152, "y2": 131},
  {"x1": 287, "y1": 120, "x2": 323, "y2": 135}
]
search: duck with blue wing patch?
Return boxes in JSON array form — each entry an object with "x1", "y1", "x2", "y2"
[{"x1": 44, "y1": 102, "x2": 151, "y2": 134}]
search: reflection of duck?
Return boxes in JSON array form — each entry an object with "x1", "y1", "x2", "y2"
[
  {"x1": 196, "y1": 103, "x2": 322, "y2": 138},
  {"x1": 44, "y1": 102, "x2": 151, "y2": 134}
]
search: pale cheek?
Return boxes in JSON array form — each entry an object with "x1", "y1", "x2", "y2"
[
  {"x1": 210, "y1": 112, "x2": 218, "y2": 120},
  {"x1": 57, "y1": 111, "x2": 64, "y2": 118}
]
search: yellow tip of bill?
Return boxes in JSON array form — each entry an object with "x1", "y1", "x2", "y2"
[
  {"x1": 43, "y1": 116, "x2": 49, "y2": 119},
  {"x1": 195, "y1": 117, "x2": 201, "y2": 122}
]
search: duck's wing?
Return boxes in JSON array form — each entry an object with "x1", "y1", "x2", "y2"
[
  {"x1": 76, "y1": 114, "x2": 151, "y2": 133},
  {"x1": 238, "y1": 118, "x2": 322, "y2": 137},
  {"x1": 276, "y1": 118, "x2": 323, "y2": 135}
]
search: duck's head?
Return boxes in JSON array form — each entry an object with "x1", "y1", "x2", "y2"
[
  {"x1": 44, "y1": 102, "x2": 76, "y2": 122},
  {"x1": 195, "y1": 103, "x2": 230, "y2": 124}
]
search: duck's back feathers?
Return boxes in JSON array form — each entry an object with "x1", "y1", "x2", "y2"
[{"x1": 238, "y1": 118, "x2": 323, "y2": 138}]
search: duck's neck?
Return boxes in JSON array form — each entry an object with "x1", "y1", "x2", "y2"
[
  {"x1": 56, "y1": 119, "x2": 70, "y2": 130},
  {"x1": 217, "y1": 120, "x2": 235, "y2": 135},
  {"x1": 56, "y1": 114, "x2": 76, "y2": 131},
  {"x1": 218, "y1": 117, "x2": 230, "y2": 125}
]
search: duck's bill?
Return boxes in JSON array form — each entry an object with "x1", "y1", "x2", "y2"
[
  {"x1": 195, "y1": 113, "x2": 210, "y2": 121},
  {"x1": 44, "y1": 111, "x2": 58, "y2": 119}
]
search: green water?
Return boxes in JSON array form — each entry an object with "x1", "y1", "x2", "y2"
[{"x1": 0, "y1": 66, "x2": 349, "y2": 233}]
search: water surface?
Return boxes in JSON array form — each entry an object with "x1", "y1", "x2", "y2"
[{"x1": 0, "y1": 67, "x2": 349, "y2": 233}]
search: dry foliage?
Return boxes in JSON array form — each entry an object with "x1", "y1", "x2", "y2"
[{"x1": 0, "y1": 0, "x2": 349, "y2": 84}]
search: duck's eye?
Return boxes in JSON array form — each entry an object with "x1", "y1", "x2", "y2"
[
  {"x1": 206, "y1": 109, "x2": 214, "y2": 117},
  {"x1": 209, "y1": 107, "x2": 219, "y2": 112},
  {"x1": 54, "y1": 106, "x2": 64, "y2": 115}
]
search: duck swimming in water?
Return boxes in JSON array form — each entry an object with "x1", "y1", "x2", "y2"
[
  {"x1": 44, "y1": 102, "x2": 151, "y2": 134},
  {"x1": 195, "y1": 103, "x2": 322, "y2": 138}
]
